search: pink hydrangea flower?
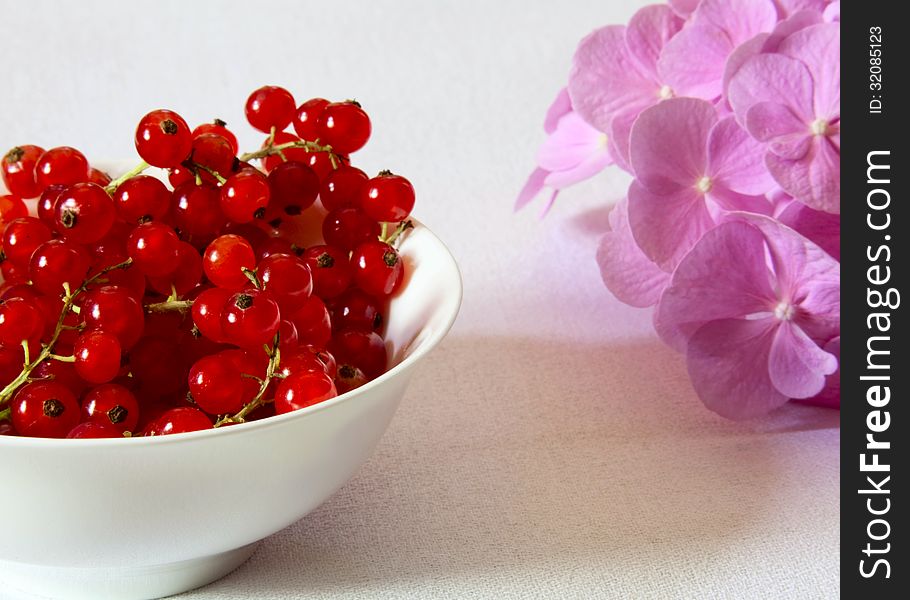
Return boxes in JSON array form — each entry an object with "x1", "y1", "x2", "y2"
[
  {"x1": 627, "y1": 97, "x2": 772, "y2": 269},
  {"x1": 655, "y1": 215, "x2": 839, "y2": 419},
  {"x1": 774, "y1": 191, "x2": 840, "y2": 260},
  {"x1": 515, "y1": 89, "x2": 613, "y2": 215},
  {"x1": 567, "y1": 4, "x2": 683, "y2": 169},
  {"x1": 596, "y1": 198, "x2": 669, "y2": 308},
  {"x1": 728, "y1": 23, "x2": 840, "y2": 213},
  {"x1": 658, "y1": 0, "x2": 778, "y2": 101}
]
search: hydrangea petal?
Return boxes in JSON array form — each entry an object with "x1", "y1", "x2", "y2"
[
  {"x1": 628, "y1": 180, "x2": 716, "y2": 269},
  {"x1": 769, "y1": 321, "x2": 837, "y2": 398},
  {"x1": 774, "y1": 0, "x2": 828, "y2": 17},
  {"x1": 686, "y1": 318, "x2": 789, "y2": 419},
  {"x1": 776, "y1": 199, "x2": 840, "y2": 259},
  {"x1": 695, "y1": 0, "x2": 778, "y2": 45},
  {"x1": 708, "y1": 186, "x2": 772, "y2": 215},
  {"x1": 778, "y1": 23, "x2": 840, "y2": 118},
  {"x1": 823, "y1": 1, "x2": 840, "y2": 22},
  {"x1": 668, "y1": 0, "x2": 701, "y2": 18},
  {"x1": 658, "y1": 23, "x2": 729, "y2": 100},
  {"x1": 608, "y1": 107, "x2": 638, "y2": 172},
  {"x1": 536, "y1": 112, "x2": 608, "y2": 171},
  {"x1": 568, "y1": 25, "x2": 656, "y2": 133},
  {"x1": 626, "y1": 4, "x2": 683, "y2": 74},
  {"x1": 514, "y1": 167, "x2": 548, "y2": 211},
  {"x1": 707, "y1": 116, "x2": 777, "y2": 194},
  {"x1": 597, "y1": 198, "x2": 670, "y2": 307},
  {"x1": 765, "y1": 136, "x2": 840, "y2": 213},
  {"x1": 542, "y1": 149, "x2": 612, "y2": 188},
  {"x1": 745, "y1": 102, "x2": 812, "y2": 160},
  {"x1": 630, "y1": 98, "x2": 716, "y2": 192},
  {"x1": 654, "y1": 220, "x2": 776, "y2": 350},
  {"x1": 543, "y1": 88, "x2": 572, "y2": 134},
  {"x1": 728, "y1": 53, "x2": 814, "y2": 126},
  {"x1": 802, "y1": 336, "x2": 840, "y2": 408}
]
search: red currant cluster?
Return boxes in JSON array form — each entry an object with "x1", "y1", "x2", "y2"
[{"x1": 0, "y1": 85, "x2": 416, "y2": 439}]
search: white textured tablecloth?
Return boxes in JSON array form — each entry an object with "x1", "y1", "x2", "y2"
[{"x1": 0, "y1": 1, "x2": 839, "y2": 598}]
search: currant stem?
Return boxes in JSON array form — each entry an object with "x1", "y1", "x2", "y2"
[
  {"x1": 214, "y1": 336, "x2": 281, "y2": 427},
  {"x1": 48, "y1": 354, "x2": 76, "y2": 363},
  {"x1": 0, "y1": 258, "x2": 134, "y2": 407},
  {"x1": 188, "y1": 162, "x2": 227, "y2": 184},
  {"x1": 144, "y1": 299, "x2": 194, "y2": 314},
  {"x1": 238, "y1": 139, "x2": 337, "y2": 163},
  {"x1": 0, "y1": 407, "x2": 10, "y2": 422},
  {"x1": 104, "y1": 161, "x2": 150, "y2": 194},
  {"x1": 383, "y1": 220, "x2": 414, "y2": 246}
]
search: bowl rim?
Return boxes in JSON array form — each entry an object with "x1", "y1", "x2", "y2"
[{"x1": 0, "y1": 218, "x2": 463, "y2": 448}]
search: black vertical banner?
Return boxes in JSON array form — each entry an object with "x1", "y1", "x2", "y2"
[{"x1": 842, "y1": 2, "x2": 906, "y2": 597}]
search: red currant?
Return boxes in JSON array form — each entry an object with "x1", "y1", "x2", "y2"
[
  {"x1": 152, "y1": 407, "x2": 212, "y2": 435},
  {"x1": 221, "y1": 348, "x2": 267, "y2": 404},
  {"x1": 351, "y1": 241, "x2": 404, "y2": 297},
  {"x1": 0, "y1": 194, "x2": 28, "y2": 226},
  {"x1": 113, "y1": 175, "x2": 170, "y2": 224},
  {"x1": 0, "y1": 297, "x2": 44, "y2": 350},
  {"x1": 331, "y1": 287, "x2": 384, "y2": 333},
  {"x1": 191, "y1": 287, "x2": 233, "y2": 342},
  {"x1": 81, "y1": 383, "x2": 140, "y2": 433},
  {"x1": 190, "y1": 133, "x2": 235, "y2": 180},
  {"x1": 221, "y1": 170, "x2": 270, "y2": 224},
  {"x1": 31, "y1": 358, "x2": 90, "y2": 399},
  {"x1": 29, "y1": 239, "x2": 91, "y2": 295},
  {"x1": 88, "y1": 168, "x2": 112, "y2": 187},
  {"x1": 2, "y1": 216, "x2": 53, "y2": 269},
  {"x1": 74, "y1": 331, "x2": 122, "y2": 384},
  {"x1": 292, "y1": 98, "x2": 329, "y2": 140},
  {"x1": 148, "y1": 241, "x2": 203, "y2": 296},
  {"x1": 274, "y1": 372, "x2": 337, "y2": 414},
  {"x1": 221, "y1": 289, "x2": 281, "y2": 350},
  {"x1": 320, "y1": 165, "x2": 368, "y2": 212},
  {"x1": 288, "y1": 295, "x2": 332, "y2": 348},
  {"x1": 245, "y1": 86, "x2": 296, "y2": 133},
  {"x1": 82, "y1": 285, "x2": 145, "y2": 350},
  {"x1": 330, "y1": 329, "x2": 388, "y2": 378},
  {"x1": 267, "y1": 160, "x2": 319, "y2": 216},
  {"x1": 12, "y1": 380, "x2": 80, "y2": 438},
  {"x1": 67, "y1": 421, "x2": 123, "y2": 438},
  {"x1": 0, "y1": 343, "x2": 23, "y2": 387},
  {"x1": 36, "y1": 184, "x2": 67, "y2": 226},
  {"x1": 188, "y1": 353, "x2": 245, "y2": 415},
  {"x1": 260, "y1": 132, "x2": 312, "y2": 172},
  {"x1": 335, "y1": 363, "x2": 369, "y2": 394},
  {"x1": 129, "y1": 337, "x2": 186, "y2": 395},
  {"x1": 258, "y1": 252, "x2": 313, "y2": 312},
  {"x1": 34, "y1": 147, "x2": 90, "y2": 189},
  {"x1": 192, "y1": 119, "x2": 239, "y2": 154},
  {"x1": 172, "y1": 181, "x2": 227, "y2": 239},
  {"x1": 317, "y1": 101, "x2": 371, "y2": 154},
  {"x1": 276, "y1": 348, "x2": 331, "y2": 379},
  {"x1": 2, "y1": 145, "x2": 45, "y2": 198},
  {"x1": 361, "y1": 171, "x2": 415, "y2": 223},
  {"x1": 135, "y1": 109, "x2": 193, "y2": 168},
  {"x1": 203, "y1": 234, "x2": 256, "y2": 289},
  {"x1": 302, "y1": 245, "x2": 352, "y2": 299},
  {"x1": 322, "y1": 207, "x2": 380, "y2": 252},
  {"x1": 54, "y1": 182, "x2": 116, "y2": 244},
  {"x1": 127, "y1": 221, "x2": 180, "y2": 277}
]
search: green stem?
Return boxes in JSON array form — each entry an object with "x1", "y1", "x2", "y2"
[
  {"x1": 0, "y1": 258, "x2": 134, "y2": 407},
  {"x1": 188, "y1": 162, "x2": 227, "y2": 184},
  {"x1": 144, "y1": 299, "x2": 194, "y2": 314},
  {"x1": 214, "y1": 338, "x2": 281, "y2": 427},
  {"x1": 0, "y1": 407, "x2": 10, "y2": 422},
  {"x1": 383, "y1": 220, "x2": 414, "y2": 246},
  {"x1": 238, "y1": 139, "x2": 337, "y2": 163},
  {"x1": 104, "y1": 161, "x2": 150, "y2": 193}
]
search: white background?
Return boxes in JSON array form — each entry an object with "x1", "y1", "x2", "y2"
[{"x1": 1, "y1": 1, "x2": 839, "y2": 598}]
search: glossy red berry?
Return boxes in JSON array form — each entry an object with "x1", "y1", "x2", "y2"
[
  {"x1": 361, "y1": 171, "x2": 415, "y2": 223},
  {"x1": 221, "y1": 348, "x2": 267, "y2": 404},
  {"x1": 278, "y1": 319, "x2": 299, "y2": 352},
  {"x1": 0, "y1": 344, "x2": 24, "y2": 387},
  {"x1": 0, "y1": 297, "x2": 45, "y2": 350},
  {"x1": 288, "y1": 295, "x2": 332, "y2": 348},
  {"x1": 266, "y1": 161, "x2": 319, "y2": 216},
  {"x1": 203, "y1": 234, "x2": 256, "y2": 289},
  {"x1": 351, "y1": 241, "x2": 404, "y2": 297},
  {"x1": 274, "y1": 372, "x2": 337, "y2": 414},
  {"x1": 322, "y1": 207, "x2": 380, "y2": 252},
  {"x1": 81, "y1": 285, "x2": 145, "y2": 350},
  {"x1": 317, "y1": 101, "x2": 371, "y2": 154},
  {"x1": 34, "y1": 147, "x2": 90, "y2": 189},
  {"x1": 127, "y1": 221, "x2": 180, "y2": 277},
  {"x1": 292, "y1": 98, "x2": 329, "y2": 140},
  {"x1": 320, "y1": 165, "x2": 368, "y2": 212},
  {"x1": 0, "y1": 194, "x2": 29, "y2": 226},
  {"x1": 54, "y1": 182, "x2": 116, "y2": 243},
  {"x1": 153, "y1": 407, "x2": 212, "y2": 435},
  {"x1": 221, "y1": 170, "x2": 270, "y2": 224},
  {"x1": 148, "y1": 241, "x2": 203, "y2": 296},
  {"x1": 28, "y1": 239, "x2": 91, "y2": 295},
  {"x1": 113, "y1": 175, "x2": 170, "y2": 223},
  {"x1": 302, "y1": 245, "x2": 352, "y2": 299},
  {"x1": 12, "y1": 380, "x2": 80, "y2": 438},
  {"x1": 188, "y1": 353, "x2": 245, "y2": 415},
  {"x1": 335, "y1": 363, "x2": 369, "y2": 394},
  {"x1": 88, "y1": 168, "x2": 112, "y2": 187},
  {"x1": 330, "y1": 329, "x2": 388, "y2": 378},
  {"x1": 81, "y1": 383, "x2": 140, "y2": 433},
  {"x1": 66, "y1": 421, "x2": 123, "y2": 438},
  {"x1": 258, "y1": 253, "x2": 313, "y2": 312},
  {"x1": 135, "y1": 109, "x2": 193, "y2": 168},
  {"x1": 245, "y1": 86, "x2": 296, "y2": 133},
  {"x1": 36, "y1": 184, "x2": 67, "y2": 226},
  {"x1": 331, "y1": 288, "x2": 384, "y2": 332},
  {"x1": 2, "y1": 145, "x2": 45, "y2": 198},
  {"x1": 300, "y1": 150, "x2": 340, "y2": 181},
  {"x1": 276, "y1": 349, "x2": 332, "y2": 379},
  {"x1": 74, "y1": 331, "x2": 122, "y2": 384},
  {"x1": 191, "y1": 287, "x2": 233, "y2": 342},
  {"x1": 190, "y1": 133, "x2": 235, "y2": 180},
  {"x1": 31, "y1": 359, "x2": 90, "y2": 399},
  {"x1": 172, "y1": 181, "x2": 227, "y2": 239},
  {"x1": 221, "y1": 289, "x2": 281, "y2": 350},
  {"x1": 2, "y1": 216, "x2": 53, "y2": 268},
  {"x1": 192, "y1": 119, "x2": 239, "y2": 154},
  {"x1": 260, "y1": 132, "x2": 312, "y2": 172}
]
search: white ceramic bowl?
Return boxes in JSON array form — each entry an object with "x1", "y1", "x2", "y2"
[{"x1": 0, "y1": 172, "x2": 462, "y2": 599}]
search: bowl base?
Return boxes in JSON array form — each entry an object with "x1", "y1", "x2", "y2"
[{"x1": 0, "y1": 542, "x2": 258, "y2": 600}]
